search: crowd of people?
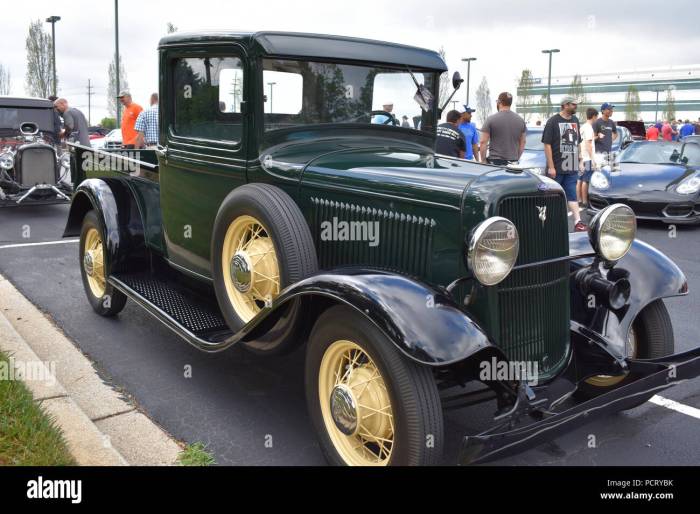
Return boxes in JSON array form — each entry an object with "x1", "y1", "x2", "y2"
[
  {"x1": 646, "y1": 118, "x2": 700, "y2": 141},
  {"x1": 47, "y1": 91, "x2": 159, "y2": 149},
  {"x1": 435, "y1": 94, "x2": 639, "y2": 232}
]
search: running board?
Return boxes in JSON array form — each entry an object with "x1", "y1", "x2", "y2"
[{"x1": 109, "y1": 273, "x2": 238, "y2": 352}]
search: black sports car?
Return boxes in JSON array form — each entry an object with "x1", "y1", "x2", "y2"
[{"x1": 588, "y1": 140, "x2": 700, "y2": 224}]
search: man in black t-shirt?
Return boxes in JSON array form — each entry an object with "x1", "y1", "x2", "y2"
[
  {"x1": 542, "y1": 95, "x2": 586, "y2": 232},
  {"x1": 435, "y1": 110, "x2": 466, "y2": 158}
]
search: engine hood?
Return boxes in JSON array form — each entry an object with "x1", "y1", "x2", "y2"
[{"x1": 597, "y1": 162, "x2": 692, "y2": 196}]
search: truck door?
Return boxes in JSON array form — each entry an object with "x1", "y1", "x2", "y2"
[{"x1": 159, "y1": 49, "x2": 248, "y2": 279}]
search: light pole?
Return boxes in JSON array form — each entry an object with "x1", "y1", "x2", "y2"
[
  {"x1": 114, "y1": 0, "x2": 121, "y2": 127},
  {"x1": 45, "y1": 16, "x2": 61, "y2": 97},
  {"x1": 461, "y1": 57, "x2": 477, "y2": 107},
  {"x1": 541, "y1": 49, "x2": 560, "y2": 117},
  {"x1": 267, "y1": 82, "x2": 276, "y2": 113}
]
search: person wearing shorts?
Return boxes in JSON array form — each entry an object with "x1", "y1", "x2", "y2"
[
  {"x1": 577, "y1": 107, "x2": 598, "y2": 208},
  {"x1": 542, "y1": 95, "x2": 587, "y2": 232}
]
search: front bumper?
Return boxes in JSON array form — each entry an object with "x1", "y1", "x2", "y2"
[
  {"x1": 589, "y1": 194, "x2": 700, "y2": 224},
  {"x1": 0, "y1": 183, "x2": 72, "y2": 207},
  {"x1": 459, "y1": 332, "x2": 700, "y2": 464}
]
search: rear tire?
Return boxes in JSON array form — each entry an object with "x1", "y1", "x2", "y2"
[
  {"x1": 305, "y1": 305, "x2": 444, "y2": 466},
  {"x1": 79, "y1": 210, "x2": 127, "y2": 317},
  {"x1": 576, "y1": 299, "x2": 674, "y2": 409}
]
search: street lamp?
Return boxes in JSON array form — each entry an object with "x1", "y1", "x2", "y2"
[
  {"x1": 267, "y1": 82, "x2": 276, "y2": 114},
  {"x1": 45, "y1": 16, "x2": 61, "y2": 97},
  {"x1": 541, "y1": 49, "x2": 560, "y2": 117},
  {"x1": 114, "y1": 0, "x2": 121, "y2": 127},
  {"x1": 461, "y1": 57, "x2": 477, "y2": 107}
]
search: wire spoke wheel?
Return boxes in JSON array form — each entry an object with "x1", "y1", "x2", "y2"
[
  {"x1": 319, "y1": 340, "x2": 395, "y2": 466},
  {"x1": 83, "y1": 227, "x2": 106, "y2": 298},
  {"x1": 221, "y1": 215, "x2": 280, "y2": 323}
]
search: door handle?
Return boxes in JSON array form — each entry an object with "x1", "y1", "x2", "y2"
[{"x1": 155, "y1": 144, "x2": 168, "y2": 157}]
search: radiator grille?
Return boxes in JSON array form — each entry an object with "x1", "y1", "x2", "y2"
[
  {"x1": 18, "y1": 146, "x2": 57, "y2": 186},
  {"x1": 311, "y1": 197, "x2": 436, "y2": 277},
  {"x1": 496, "y1": 194, "x2": 570, "y2": 377}
]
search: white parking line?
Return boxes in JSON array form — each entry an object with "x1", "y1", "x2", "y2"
[
  {"x1": 650, "y1": 395, "x2": 700, "y2": 420},
  {"x1": 0, "y1": 239, "x2": 79, "y2": 250}
]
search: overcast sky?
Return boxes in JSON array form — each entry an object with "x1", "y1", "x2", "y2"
[{"x1": 2, "y1": 0, "x2": 699, "y2": 124}]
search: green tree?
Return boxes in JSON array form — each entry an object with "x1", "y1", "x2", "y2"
[
  {"x1": 538, "y1": 93, "x2": 550, "y2": 121},
  {"x1": 516, "y1": 69, "x2": 535, "y2": 122},
  {"x1": 475, "y1": 76, "x2": 492, "y2": 126},
  {"x1": 0, "y1": 63, "x2": 11, "y2": 95},
  {"x1": 662, "y1": 87, "x2": 676, "y2": 121},
  {"x1": 567, "y1": 74, "x2": 588, "y2": 111},
  {"x1": 100, "y1": 117, "x2": 117, "y2": 129},
  {"x1": 624, "y1": 85, "x2": 641, "y2": 121},
  {"x1": 24, "y1": 19, "x2": 54, "y2": 97},
  {"x1": 108, "y1": 55, "x2": 128, "y2": 119}
]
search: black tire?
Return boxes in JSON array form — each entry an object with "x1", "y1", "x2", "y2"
[
  {"x1": 79, "y1": 210, "x2": 127, "y2": 317},
  {"x1": 305, "y1": 305, "x2": 444, "y2": 466},
  {"x1": 576, "y1": 299, "x2": 674, "y2": 409},
  {"x1": 211, "y1": 183, "x2": 317, "y2": 333}
]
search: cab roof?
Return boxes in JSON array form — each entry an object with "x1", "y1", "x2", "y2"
[
  {"x1": 0, "y1": 96, "x2": 54, "y2": 109},
  {"x1": 158, "y1": 31, "x2": 447, "y2": 71}
]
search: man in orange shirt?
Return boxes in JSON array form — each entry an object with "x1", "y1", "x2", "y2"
[{"x1": 117, "y1": 90, "x2": 143, "y2": 148}]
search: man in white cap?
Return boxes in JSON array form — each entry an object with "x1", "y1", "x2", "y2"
[{"x1": 372, "y1": 101, "x2": 397, "y2": 126}]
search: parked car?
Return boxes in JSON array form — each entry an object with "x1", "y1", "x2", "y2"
[
  {"x1": 519, "y1": 125, "x2": 632, "y2": 174},
  {"x1": 0, "y1": 96, "x2": 72, "y2": 206},
  {"x1": 64, "y1": 31, "x2": 700, "y2": 466},
  {"x1": 589, "y1": 140, "x2": 700, "y2": 224},
  {"x1": 617, "y1": 120, "x2": 646, "y2": 140},
  {"x1": 91, "y1": 129, "x2": 122, "y2": 150}
]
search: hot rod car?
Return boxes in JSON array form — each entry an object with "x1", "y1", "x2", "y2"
[
  {"x1": 64, "y1": 31, "x2": 700, "y2": 466},
  {"x1": 0, "y1": 96, "x2": 72, "y2": 206}
]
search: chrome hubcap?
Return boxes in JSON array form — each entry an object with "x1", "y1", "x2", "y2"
[
  {"x1": 83, "y1": 252, "x2": 95, "y2": 277},
  {"x1": 230, "y1": 252, "x2": 252, "y2": 293},
  {"x1": 330, "y1": 384, "x2": 359, "y2": 436}
]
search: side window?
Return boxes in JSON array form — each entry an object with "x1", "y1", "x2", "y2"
[
  {"x1": 173, "y1": 56, "x2": 244, "y2": 142},
  {"x1": 262, "y1": 69, "x2": 303, "y2": 131}
]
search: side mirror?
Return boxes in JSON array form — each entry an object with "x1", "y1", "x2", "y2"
[{"x1": 452, "y1": 71, "x2": 464, "y2": 90}]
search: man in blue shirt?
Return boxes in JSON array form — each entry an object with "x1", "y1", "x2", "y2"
[
  {"x1": 680, "y1": 119, "x2": 695, "y2": 139},
  {"x1": 457, "y1": 106, "x2": 479, "y2": 160}
]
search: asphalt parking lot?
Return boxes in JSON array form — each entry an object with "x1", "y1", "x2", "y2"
[{"x1": 1, "y1": 204, "x2": 699, "y2": 465}]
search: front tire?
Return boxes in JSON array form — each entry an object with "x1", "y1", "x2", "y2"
[
  {"x1": 79, "y1": 210, "x2": 127, "y2": 317},
  {"x1": 576, "y1": 299, "x2": 674, "y2": 409},
  {"x1": 211, "y1": 184, "x2": 317, "y2": 333},
  {"x1": 305, "y1": 305, "x2": 444, "y2": 466}
]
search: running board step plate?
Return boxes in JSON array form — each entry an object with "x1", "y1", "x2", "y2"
[{"x1": 109, "y1": 272, "x2": 233, "y2": 347}]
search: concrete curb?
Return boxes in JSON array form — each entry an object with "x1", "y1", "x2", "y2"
[{"x1": 0, "y1": 273, "x2": 183, "y2": 466}]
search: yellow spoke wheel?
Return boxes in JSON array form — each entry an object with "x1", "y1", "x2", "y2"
[
  {"x1": 221, "y1": 215, "x2": 280, "y2": 323},
  {"x1": 83, "y1": 227, "x2": 106, "y2": 298},
  {"x1": 319, "y1": 340, "x2": 395, "y2": 466}
]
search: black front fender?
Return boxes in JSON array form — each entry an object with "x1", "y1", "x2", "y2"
[
  {"x1": 569, "y1": 232, "x2": 688, "y2": 356},
  {"x1": 63, "y1": 178, "x2": 148, "y2": 273},
  {"x1": 246, "y1": 269, "x2": 501, "y2": 366}
]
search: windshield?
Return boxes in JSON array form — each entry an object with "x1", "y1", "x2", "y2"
[
  {"x1": 0, "y1": 107, "x2": 54, "y2": 133},
  {"x1": 618, "y1": 142, "x2": 683, "y2": 164},
  {"x1": 261, "y1": 58, "x2": 439, "y2": 133},
  {"x1": 524, "y1": 130, "x2": 544, "y2": 151}
]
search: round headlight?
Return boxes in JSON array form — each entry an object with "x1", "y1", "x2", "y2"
[
  {"x1": 0, "y1": 151, "x2": 13, "y2": 170},
  {"x1": 468, "y1": 217, "x2": 520, "y2": 286},
  {"x1": 589, "y1": 204, "x2": 636, "y2": 262}
]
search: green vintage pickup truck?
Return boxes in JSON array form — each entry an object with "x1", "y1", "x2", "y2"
[{"x1": 64, "y1": 31, "x2": 700, "y2": 466}]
